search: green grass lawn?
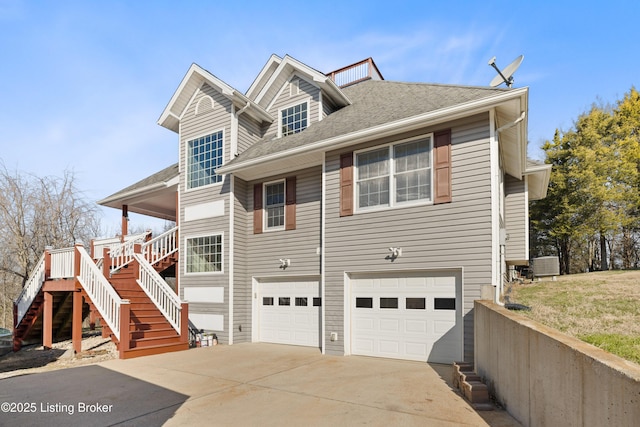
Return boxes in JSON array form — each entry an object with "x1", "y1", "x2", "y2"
[{"x1": 507, "y1": 270, "x2": 640, "y2": 365}]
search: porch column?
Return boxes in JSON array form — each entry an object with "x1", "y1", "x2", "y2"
[
  {"x1": 43, "y1": 291, "x2": 53, "y2": 349},
  {"x1": 72, "y1": 290, "x2": 83, "y2": 355},
  {"x1": 121, "y1": 204, "x2": 129, "y2": 242}
]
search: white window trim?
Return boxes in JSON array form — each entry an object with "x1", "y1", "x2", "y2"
[
  {"x1": 278, "y1": 99, "x2": 310, "y2": 138},
  {"x1": 354, "y1": 133, "x2": 434, "y2": 213},
  {"x1": 263, "y1": 179, "x2": 286, "y2": 232},
  {"x1": 184, "y1": 232, "x2": 224, "y2": 276},
  {"x1": 184, "y1": 128, "x2": 225, "y2": 192}
]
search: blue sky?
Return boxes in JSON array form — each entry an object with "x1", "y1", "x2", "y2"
[{"x1": 1, "y1": 1, "x2": 637, "y2": 234}]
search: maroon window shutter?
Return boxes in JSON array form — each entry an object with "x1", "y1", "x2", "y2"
[
  {"x1": 340, "y1": 152, "x2": 354, "y2": 216},
  {"x1": 434, "y1": 129, "x2": 452, "y2": 204},
  {"x1": 285, "y1": 176, "x2": 296, "y2": 230},
  {"x1": 253, "y1": 183, "x2": 263, "y2": 234}
]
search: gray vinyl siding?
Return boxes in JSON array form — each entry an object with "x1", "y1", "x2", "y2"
[
  {"x1": 178, "y1": 82, "x2": 233, "y2": 344},
  {"x1": 504, "y1": 175, "x2": 527, "y2": 264},
  {"x1": 263, "y1": 76, "x2": 321, "y2": 140},
  {"x1": 238, "y1": 115, "x2": 263, "y2": 155},
  {"x1": 246, "y1": 166, "x2": 322, "y2": 277},
  {"x1": 232, "y1": 176, "x2": 251, "y2": 342},
  {"x1": 324, "y1": 113, "x2": 492, "y2": 362},
  {"x1": 322, "y1": 94, "x2": 338, "y2": 118}
]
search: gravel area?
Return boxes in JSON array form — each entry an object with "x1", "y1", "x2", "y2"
[{"x1": 0, "y1": 330, "x2": 117, "y2": 380}]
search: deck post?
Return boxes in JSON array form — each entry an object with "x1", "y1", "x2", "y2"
[
  {"x1": 43, "y1": 291, "x2": 53, "y2": 349},
  {"x1": 121, "y1": 205, "x2": 129, "y2": 242},
  {"x1": 72, "y1": 290, "x2": 83, "y2": 355},
  {"x1": 44, "y1": 246, "x2": 52, "y2": 280},
  {"x1": 89, "y1": 309, "x2": 96, "y2": 330},
  {"x1": 102, "y1": 247, "x2": 111, "y2": 278},
  {"x1": 118, "y1": 300, "x2": 131, "y2": 359},
  {"x1": 74, "y1": 242, "x2": 83, "y2": 278},
  {"x1": 180, "y1": 303, "x2": 189, "y2": 343},
  {"x1": 12, "y1": 303, "x2": 20, "y2": 351}
]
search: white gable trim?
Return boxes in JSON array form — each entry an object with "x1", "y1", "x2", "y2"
[
  {"x1": 254, "y1": 55, "x2": 350, "y2": 108},
  {"x1": 159, "y1": 63, "x2": 273, "y2": 132},
  {"x1": 246, "y1": 54, "x2": 283, "y2": 100}
]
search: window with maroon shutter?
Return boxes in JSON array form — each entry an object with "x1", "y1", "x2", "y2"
[
  {"x1": 433, "y1": 129, "x2": 452, "y2": 204},
  {"x1": 253, "y1": 183, "x2": 263, "y2": 234},
  {"x1": 285, "y1": 176, "x2": 296, "y2": 230},
  {"x1": 340, "y1": 152, "x2": 354, "y2": 216}
]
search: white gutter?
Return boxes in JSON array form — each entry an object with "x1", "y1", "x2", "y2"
[{"x1": 218, "y1": 87, "x2": 528, "y2": 176}]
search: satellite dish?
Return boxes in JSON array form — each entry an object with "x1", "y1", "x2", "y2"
[{"x1": 488, "y1": 55, "x2": 524, "y2": 88}]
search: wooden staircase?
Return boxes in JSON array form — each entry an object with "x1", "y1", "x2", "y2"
[
  {"x1": 13, "y1": 229, "x2": 187, "y2": 360},
  {"x1": 103, "y1": 260, "x2": 187, "y2": 359}
]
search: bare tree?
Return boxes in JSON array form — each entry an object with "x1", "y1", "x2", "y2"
[{"x1": 0, "y1": 164, "x2": 101, "y2": 327}]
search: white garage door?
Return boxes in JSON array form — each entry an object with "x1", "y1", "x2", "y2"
[
  {"x1": 351, "y1": 271, "x2": 462, "y2": 363},
  {"x1": 258, "y1": 279, "x2": 320, "y2": 347}
]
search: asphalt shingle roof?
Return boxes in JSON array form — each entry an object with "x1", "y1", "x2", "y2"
[
  {"x1": 99, "y1": 163, "x2": 178, "y2": 202},
  {"x1": 226, "y1": 80, "x2": 509, "y2": 166}
]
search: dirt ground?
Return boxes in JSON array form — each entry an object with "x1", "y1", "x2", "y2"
[{"x1": 0, "y1": 330, "x2": 118, "y2": 380}]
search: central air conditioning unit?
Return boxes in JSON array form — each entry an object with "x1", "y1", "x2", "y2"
[{"x1": 532, "y1": 256, "x2": 560, "y2": 278}]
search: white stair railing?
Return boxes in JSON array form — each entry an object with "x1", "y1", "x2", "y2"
[
  {"x1": 15, "y1": 253, "x2": 46, "y2": 325},
  {"x1": 92, "y1": 231, "x2": 151, "y2": 261},
  {"x1": 76, "y1": 246, "x2": 124, "y2": 341},
  {"x1": 142, "y1": 226, "x2": 178, "y2": 267},
  {"x1": 134, "y1": 253, "x2": 182, "y2": 333}
]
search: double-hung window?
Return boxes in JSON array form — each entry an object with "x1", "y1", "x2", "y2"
[
  {"x1": 186, "y1": 235, "x2": 223, "y2": 273},
  {"x1": 355, "y1": 136, "x2": 432, "y2": 210},
  {"x1": 187, "y1": 131, "x2": 224, "y2": 189},
  {"x1": 281, "y1": 102, "x2": 308, "y2": 137},
  {"x1": 264, "y1": 181, "x2": 285, "y2": 230}
]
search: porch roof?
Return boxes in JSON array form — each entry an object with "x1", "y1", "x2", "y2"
[{"x1": 98, "y1": 163, "x2": 179, "y2": 221}]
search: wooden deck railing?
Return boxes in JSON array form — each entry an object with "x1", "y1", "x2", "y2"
[{"x1": 49, "y1": 247, "x2": 76, "y2": 279}]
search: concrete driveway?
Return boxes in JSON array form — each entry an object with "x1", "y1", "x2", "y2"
[{"x1": 1, "y1": 343, "x2": 521, "y2": 426}]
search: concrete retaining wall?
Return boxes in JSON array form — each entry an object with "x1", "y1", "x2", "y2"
[{"x1": 474, "y1": 300, "x2": 640, "y2": 427}]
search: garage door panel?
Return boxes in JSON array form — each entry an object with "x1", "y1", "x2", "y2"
[
  {"x1": 405, "y1": 342, "x2": 428, "y2": 357},
  {"x1": 258, "y1": 279, "x2": 320, "y2": 348},
  {"x1": 379, "y1": 278, "x2": 400, "y2": 289},
  {"x1": 379, "y1": 340, "x2": 400, "y2": 354},
  {"x1": 405, "y1": 319, "x2": 427, "y2": 333},
  {"x1": 380, "y1": 318, "x2": 400, "y2": 332},
  {"x1": 351, "y1": 271, "x2": 462, "y2": 363}
]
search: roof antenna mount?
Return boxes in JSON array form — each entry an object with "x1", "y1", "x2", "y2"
[{"x1": 488, "y1": 55, "x2": 524, "y2": 88}]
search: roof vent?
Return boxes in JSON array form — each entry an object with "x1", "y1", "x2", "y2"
[{"x1": 326, "y1": 57, "x2": 384, "y2": 88}]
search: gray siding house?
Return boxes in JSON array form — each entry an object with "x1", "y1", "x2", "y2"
[{"x1": 99, "y1": 55, "x2": 550, "y2": 363}]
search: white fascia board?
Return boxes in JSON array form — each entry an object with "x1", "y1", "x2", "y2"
[
  {"x1": 219, "y1": 88, "x2": 528, "y2": 175},
  {"x1": 254, "y1": 55, "x2": 351, "y2": 108},
  {"x1": 519, "y1": 89, "x2": 529, "y2": 175},
  {"x1": 246, "y1": 54, "x2": 283, "y2": 99},
  {"x1": 158, "y1": 63, "x2": 203, "y2": 131},
  {"x1": 97, "y1": 182, "x2": 167, "y2": 206},
  {"x1": 158, "y1": 63, "x2": 250, "y2": 130}
]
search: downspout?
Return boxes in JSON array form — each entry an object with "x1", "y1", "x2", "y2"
[
  {"x1": 228, "y1": 103, "x2": 250, "y2": 344},
  {"x1": 489, "y1": 109, "x2": 504, "y2": 306},
  {"x1": 493, "y1": 110, "x2": 526, "y2": 305}
]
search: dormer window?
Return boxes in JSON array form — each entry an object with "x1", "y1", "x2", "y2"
[{"x1": 280, "y1": 102, "x2": 308, "y2": 137}]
